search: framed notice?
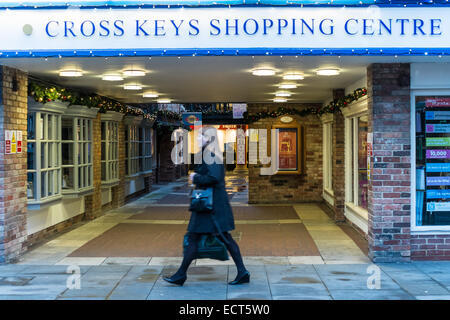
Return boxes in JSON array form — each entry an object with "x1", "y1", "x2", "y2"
[{"x1": 272, "y1": 119, "x2": 303, "y2": 175}]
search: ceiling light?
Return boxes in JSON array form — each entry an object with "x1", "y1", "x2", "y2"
[
  {"x1": 252, "y1": 68, "x2": 276, "y2": 76},
  {"x1": 273, "y1": 98, "x2": 287, "y2": 103},
  {"x1": 157, "y1": 99, "x2": 171, "y2": 103},
  {"x1": 59, "y1": 70, "x2": 83, "y2": 77},
  {"x1": 275, "y1": 91, "x2": 291, "y2": 97},
  {"x1": 278, "y1": 83, "x2": 297, "y2": 89},
  {"x1": 283, "y1": 73, "x2": 304, "y2": 80},
  {"x1": 123, "y1": 84, "x2": 142, "y2": 90},
  {"x1": 143, "y1": 92, "x2": 159, "y2": 98},
  {"x1": 102, "y1": 74, "x2": 123, "y2": 81},
  {"x1": 123, "y1": 69, "x2": 146, "y2": 76},
  {"x1": 316, "y1": 68, "x2": 340, "y2": 76}
]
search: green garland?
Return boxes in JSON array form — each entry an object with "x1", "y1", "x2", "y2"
[
  {"x1": 28, "y1": 81, "x2": 182, "y2": 123},
  {"x1": 243, "y1": 87, "x2": 367, "y2": 123}
]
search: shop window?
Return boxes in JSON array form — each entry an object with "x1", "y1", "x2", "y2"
[
  {"x1": 27, "y1": 111, "x2": 62, "y2": 204},
  {"x1": 346, "y1": 115, "x2": 368, "y2": 210},
  {"x1": 342, "y1": 96, "x2": 369, "y2": 233},
  {"x1": 125, "y1": 125, "x2": 153, "y2": 176},
  {"x1": 61, "y1": 115, "x2": 94, "y2": 195},
  {"x1": 415, "y1": 96, "x2": 450, "y2": 226},
  {"x1": 272, "y1": 117, "x2": 304, "y2": 175},
  {"x1": 322, "y1": 116, "x2": 333, "y2": 194},
  {"x1": 101, "y1": 121, "x2": 119, "y2": 184}
]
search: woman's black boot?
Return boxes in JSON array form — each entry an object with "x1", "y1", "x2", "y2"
[
  {"x1": 163, "y1": 274, "x2": 187, "y2": 286},
  {"x1": 228, "y1": 270, "x2": 250, "y2": 285}
]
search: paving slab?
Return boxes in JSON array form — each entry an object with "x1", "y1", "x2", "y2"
[
  {"x1": 329, "y1": 289, "x2": 415, "y2": 300},
  {"x1": 396, "y1": 280, "x2": 450, "y2": 296},
  {"x1": 415, "y1": 295, "x2": 450, "y2": 300},
  {"x1": 55, "y1": 257, "x2": 107, "y2": 266},
  {"x1": 103, "y1": 257, "x2": 151, "y2": 265}
]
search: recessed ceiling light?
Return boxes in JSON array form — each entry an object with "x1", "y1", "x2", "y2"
[
  {"x1": 275, "y1": 91, "x2": 291, "y2": 97},
  {"x1": 143, "y1": 92, "x2": 159, "y2": 98},
  {"x1": 59, "y1": 70, "x2": 83, "y2": 77},
  {"x1": 123, "y1": 69, "x2": 146, "y2": 76},
  {"x1": 278, "y1": 83, "x2": 297, "y2": 89},
  {"x1": 123, "y1": 84, "x2": 142, "y2": 90},
  {"x1": 102, "y1": 74, "x2": 123, "y2": 81},
  {"x1": 252, "y1": 68, "x2": 276, "y2": 76},
  {"x1": 283, "y1": 73, "x2": 304, "y2": 80},
  {"x1": 157, "y1": 99, "x2": 171, "y2": 103},
  {"x1": 316, "y1": 68, "x2": 340, "y2": 76},
  {"x1": 273, "y1": 98, "x2": 287, "y2": 103}
]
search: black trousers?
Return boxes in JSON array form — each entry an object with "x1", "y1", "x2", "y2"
[{"x1": 174, "y1": 232, "x2": 246, "y2": 277}]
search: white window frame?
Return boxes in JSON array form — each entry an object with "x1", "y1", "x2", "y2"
[
  {"x1": 342, "y1": 96, "x2": 369, "y2": 234},
  {"x1": 100, "y1": 111, "x2": 123, "y2": 186},
  {"x1": 27, "y1": 99, "x2": 67, "y2": 208},
  {"x1": 124, "y1": 116, "x2": 154, "y2": 178},
  {"x1": 411, "y1": 89, "x2": 450, "y2": 234},
  {"x1": 321, "y1": 113, "x2": 334, "y2": 205},
  {"x1": 61, "y1": 106, "x2": 99, "y2": 197}
]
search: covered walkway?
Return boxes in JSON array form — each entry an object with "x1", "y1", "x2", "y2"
[{"x1": 17, "y1": 173, "x2": 368, "y2": 266}]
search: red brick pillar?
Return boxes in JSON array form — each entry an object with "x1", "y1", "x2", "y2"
[
  {"x1": 111, "y1": 120, "x2": 126, "y2": 209},
  {"x1": 332, "y1": 112, "x2": 346, "y2": 222},
  {"x1": 0, "y1": 66, "x2": 28, "y2": 264},
  {"x1": 367, "y1": 63, "x2": 411, "y2": 262},
  {"x1": 85, "y1": 113, "x2": 102, "y2": 219}
]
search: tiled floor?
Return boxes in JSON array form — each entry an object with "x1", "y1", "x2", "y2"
[{"x1": 17, "y1": 173, "x2": 369, "y2": 265}]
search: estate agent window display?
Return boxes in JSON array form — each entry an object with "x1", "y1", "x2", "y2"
[
  {"x1": 61, "y1": 106, "x2": 99, "y2": 197},
  {"x1": 27, "y1": 99, "x2": 68, "y2": 208},
  {"x1": 414, "y1": 95, "x2": 450, "y2": 228}
]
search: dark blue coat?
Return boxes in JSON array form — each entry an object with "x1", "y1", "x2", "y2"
[{"x1": 187, "y1": 158, "x2": 235, "y2": 234}]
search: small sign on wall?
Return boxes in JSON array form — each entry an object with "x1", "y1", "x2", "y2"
[{"x1": 4, "y1": 130, "x2": 21, "y2": 154}]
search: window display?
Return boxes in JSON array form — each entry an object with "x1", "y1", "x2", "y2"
[
  {"x1": 101, "y1": 120, "x2": 119, "y2": 183},
  {"x1": 272, "y1": 119, "x2": 303, "y2": 174},
  {"x1": 125, "y1": 123, "x2": 153, "y2": 176},
  {"x1": 415, "y1": 96, "x2": 450, "y2": 226},
  {"x1": 61, "y1": 113, "x2": 94, "y2": 195},
  {"x1": 26, "y1": 111, "x2": 62, "y2": 204}
]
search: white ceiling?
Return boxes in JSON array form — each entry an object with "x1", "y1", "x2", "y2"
[{"x1": 1, "y1": 55, "x2": 449, "y2": 104}]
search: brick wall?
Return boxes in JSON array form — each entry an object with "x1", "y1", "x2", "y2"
[
  {"x1": 332, "y1": 112, "x2": 346, "y2": 221},
  {"x1": 247, "y1": 103, "x2": 323, "y2": 204},
  {"x1": 84, "y1": 113, "x2": 102, "y2": 219},
  {"x1": 367, "y1": 63, "x2": 412, "y2": 262},
  {"x1": 411, "y1": 235, "x2": 450, "y2": 260},
  {"x1": 0, "y1": 66, "x2": 28, "y2": 264}
]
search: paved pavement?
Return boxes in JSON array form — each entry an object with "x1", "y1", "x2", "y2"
[
  {"x1": 5, "y1": 172, "x2": 449, "y2": 300},
  {"x1": 1, "y1": 262, "x2": 450, "y2": 300}
]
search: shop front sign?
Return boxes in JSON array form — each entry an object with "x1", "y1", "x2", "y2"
[{"x1": 1, "y1": 7, "x2": 450, "y2": 55}]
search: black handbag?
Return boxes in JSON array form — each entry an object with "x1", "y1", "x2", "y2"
[
  {"x1": 183, "y1": 214, "x2": 230, "y2": 261},
  {"x1": 189, "y1": 187, "x2": 213, "y2": 213},
  {"x1": 183, "y1": 233, "x2": 229, "y2": 261}
]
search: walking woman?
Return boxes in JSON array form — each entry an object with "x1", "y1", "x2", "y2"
[{"x1": 163, "y1": 127, "x2": 250, "y2": 286}]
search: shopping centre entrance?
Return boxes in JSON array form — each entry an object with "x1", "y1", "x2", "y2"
[
  {"x1": 4, "y1": 3, "x2": 450, "y2": 264},
  {"x1": 1, "y1": 53, "x2": 378, "y2": 265}
]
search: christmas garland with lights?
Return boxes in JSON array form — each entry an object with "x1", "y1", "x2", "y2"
[
  {"x1": 28, "y1": 81, "x2": 182, "y2": 124},
  {"x1": 243, "y1": 87, "x2": 368, "y2": 123}
]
